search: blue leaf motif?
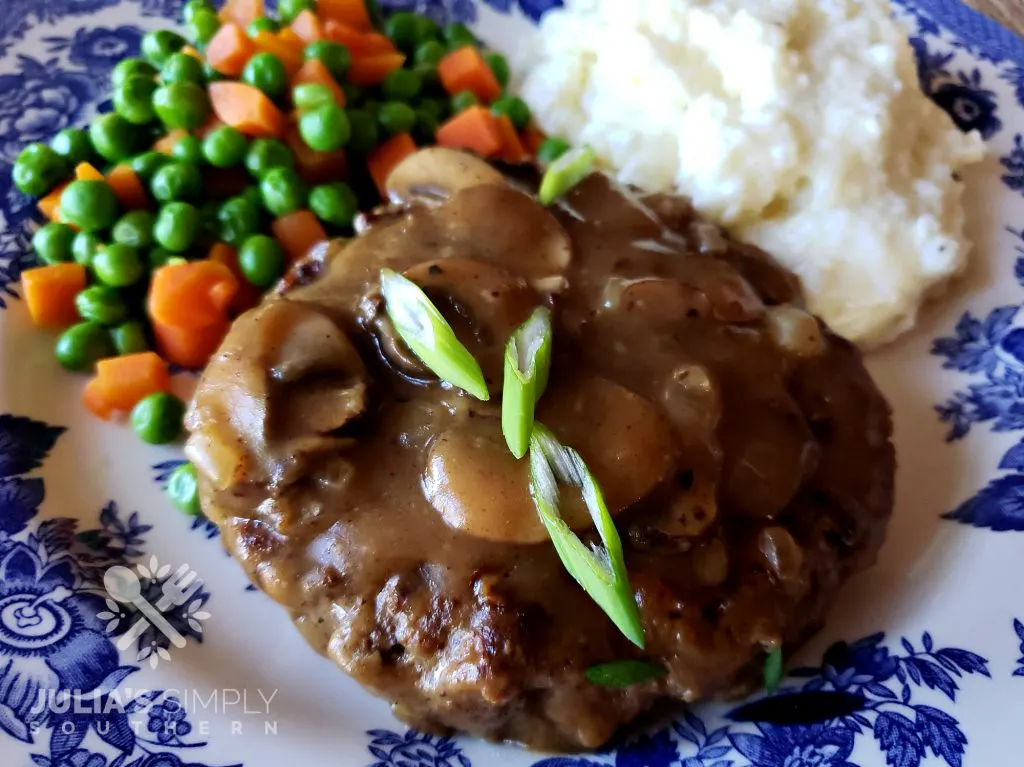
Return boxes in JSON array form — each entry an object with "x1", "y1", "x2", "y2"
[
  {"x1": 906, "y1": 658, "x2": 958, "y2": 700},
  {"x1": 942, "y1": 474, "x2": 1024, "y2": 531},
  {"x1": 0, "y1": 476, "x2": 44, "y2": 535},
  {"x1": 94, "y1": 712, "x2": 134, "y2": 752},
  {"x1": 0, "y1": 415, "x2": 65, "y2": 477},
  {"x1": 915, "y1": 706, "x2": 966, "y2": 767},
  {"x1": 998, "y1": 439, "x2": 1024, "y2": 471},
  {"x1": 935, "y1": 648, "x2": 990, "y2": 677},
  {"x1": 874, "y1": 712, "x2": 923, "y2": 767},
  {"x1": 864, "y1": 682, "x2": 899, "y2": 699}
]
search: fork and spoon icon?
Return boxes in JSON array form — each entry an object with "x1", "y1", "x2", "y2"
[{"x1": 103, "y1": 564, "x2": 203, "y2": 651}]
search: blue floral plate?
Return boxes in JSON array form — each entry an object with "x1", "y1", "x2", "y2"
[{"x1": 2, "y1": 1, "x2": 1024, "y2": 766}]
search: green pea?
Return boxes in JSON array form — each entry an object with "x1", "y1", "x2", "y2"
[
  {"x1": 112, "y1": 320, "x2": 150, "y2": 355},
  {"x1": 154, "y1": 202, "x2": 201, "y2": 252},
  {"x1": 92, "y1": 244, "x2": 144, "y2": 287},
  {"x1": 381, "y1": 68, "x2": 422, "y2": 102},
  {"x1": 171, "y1": 135, "x2": 205, "y2": 165},
  {"x1": 413, "y1": 108, "x2": 439, "y2": 145},
  {"x1": 89, "y1": 113, "x2": 142, "y2": 161},
  {"x1": 240, "y1": 184, "x2": 263, "y2": 211},
  {"x1": 153, "y1": 82, "x2": 211, "y2": 130},
  {"x1": 217, "y1": 196, "x2": 261, "y2": 245},
  {"x1": 166, "y1": 462, "x2": 202, "y2": 515},
  {"x1": 202, "y1": 125, "x2": 248, "y2": 168},
  {"x1": 299, "y1": 103, "x2": 350, "y2": 152},
  {"x1": 112, "y1": 210, "x2": 156, "y2": 249},
  {"x1": 112, "y1": 58, "x2": 158, "y2": 88},
  {"x1": 309, "y1": 182, "x2": 357, "y2": 228},
  {"x1": 113, "y1": 76, "x2": 158, "y2": 125},
  {"x1": 277, "y1": 0, "x2": 315, "y2": 24},
  {"x1": 345, "y1": 109, "x2": 379, "y2": 154},
  {"x1": 60, "y1": 180, "x2": 119, "y2": 233},
  {"x1": 342, "y1": 83, "x2": 364, "y2": 105},
  {"x1": 182, "y1": 0, "x2": 214, "y2": 22},
  {"x1": 13, "y1": 143, "x2": 68, "y2": 197},
  {"x1": 414, "y1": 15, "x2": 441, "y2": 44},
  {"x1": 241, "y1": 52, "x2": 288, "y2": 100},
  {"x1": 259, "y1": 167, "x2": 307, "y2": 217},
  {"x1": 74, "y1": 285, "x2": 129, "y2": 326},
  {"x1": 247, "y1": 17, "x2": 279, "y2": 36},
  {"x1": 491, "y1": 94, "x2": 530, "y2": 130},
  {"x1": 56, "y1": 322, "x2": 115, "y2": 372},
  {"x1": 303, "y1": 40, "x2": 350, "y2": 81},
  {"x1": 378, "y1": 101, "x2": 416, "y2": 135},
  {"x1": 141, "y1": 30, "x2": 187, "y2": 66},
  {"x1": 31, "y1": 222, "x2": 76, "y2": 265},
  {"x1": 131, "y1": 392, "x2": 185, "y2": 445},
  {"x1": 148, "y1": 247, "x2": 180, "y2": 270},
  {"x1": 188, "y1": 8, "x2": 222, "y2": 46},
  {"x1": 238, "y1": 234, "x2": 285, "y2": 287},
  {"x1": 292, "y1": 83, "x2": 336, "y2": 110},
  {"x1": 443, "y1": 22, "x2": 476, "y2": 50},
  {"x1": 161, "y1": 52, "x2": 205, "y2": 85},
  {"x1": 537, "y1": 137, "x2": 572, "y2": 165},
  {"x1": 51, "y1": 129, "x2": 94, "y2": 166},
  {"x1": 130, "y1": 151, "x2": 171, "y2": 181},
  {"x1": 485, "y1": 52, "x2": 510, "y2": 89},
  {"x1": 203, "y1": 61, "x2": 224, "y2": 83},
  {"x1": 151, "y1": 162, "x2": 202, "y2": 202},
  {"x1": 384, "y1": 12, "x2": 419, "y2": 52},
  {"x1": 245, "y1": 138, "x2": 295, "y2": 179},
  {"x1": 450, "y1": 89, "x2": 479, "y2": 114},
  {"x1": 414, "y1": 40, "x2": 447, "y2": 67},
  {"x1": 72, "y1": 232, "x2": 104, "y2": 266}
]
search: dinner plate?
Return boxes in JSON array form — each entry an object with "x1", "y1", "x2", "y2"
[{"x1": 1, "y1": 1, "x2": 1023, "y2": 765}]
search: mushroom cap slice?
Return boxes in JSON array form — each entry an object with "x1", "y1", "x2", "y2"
[{"x1": 386, "y1": 147, "x2": 506, "y2": 205}]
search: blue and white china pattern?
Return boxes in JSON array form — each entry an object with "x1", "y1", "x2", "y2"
[{"x1": 1, "y1": 0, "x2": 1023, "y2": 765}]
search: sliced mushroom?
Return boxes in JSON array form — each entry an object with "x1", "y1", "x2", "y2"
[
  {"x1": 386, "y1": 147, "x2": 506, "y2": 205},
  {"x1": 765, "y1": 305, "x2": 826, "y2": 358},
  {"x1": 603, "y1": 277, "x2": 712, "y2": 322}
]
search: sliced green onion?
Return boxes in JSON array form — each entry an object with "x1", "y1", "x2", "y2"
[
  {"x1": 528, "y1": 423, "x2": 644, "y2": 647},
  {"x1": 502, "y1": 307, "x2": 553, "y2": 459},
  {"x1": 380, "y1": 268, "x2": 489, "y2": 400},
  {"x1": 538, "y1": 145, "x2": 595, "y2": 206},
  {"x1": 586, "y1": 660, "x2": 667, "y2": 688},
  {"x1": 764, "y1": 646, "x2": 784, "y2": 694}
]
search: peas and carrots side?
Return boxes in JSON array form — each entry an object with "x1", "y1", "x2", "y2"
[{"x1": 13, "y1": 0, "x2": 575, "y2": 514}]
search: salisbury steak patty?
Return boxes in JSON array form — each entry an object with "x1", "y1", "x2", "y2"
[{"x1": 185, "y1": 149, "x2": 895, "y2": 751}]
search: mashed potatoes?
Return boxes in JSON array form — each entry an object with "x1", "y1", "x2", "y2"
[{"x1": 515, "y1": 0, "x2": 985, "y2": 347}]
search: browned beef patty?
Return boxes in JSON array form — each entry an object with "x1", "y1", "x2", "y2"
[{"x1": 185, "y1": 150, "x2": 895, "y2": 752}]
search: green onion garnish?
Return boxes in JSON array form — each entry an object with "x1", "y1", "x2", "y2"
[
  {"x1": 586, "y1": 660, "x2": 667, "y2": 688},
  {"x1": 528, "y1": 424, "x2": 644, "y2": 647},
  {"x1": 379, "y1": 268, "x2": 489, "y2": 401},
  {"x1": 538, "y1": 145, "x2": 596, "y2": 206},
  {"x1": 764, "y1": 646, "x2": 784, "y2": 694},
  {"x1": 502, "y1": 307, "x2": 553, "y2": 459}
]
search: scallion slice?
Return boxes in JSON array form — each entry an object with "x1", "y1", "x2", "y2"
[
  {"x1": 764, "y1": 646, "x2": 784, "y2": 694},
  {"x1": 586, "y1": 660, "x2": 667, "y2": 688},
  {"x1": 538, "y1": 146, "x2": 596, "y2": 206},
  {"x1": 379, "y1": 268, "x2": 489, "y2": 401},
  {"x1": 528, "y1": 424, "x2": 645, "y2": 647},
  {"x1": 502, "y1": 307, "x2": 553, "y2": 459}
]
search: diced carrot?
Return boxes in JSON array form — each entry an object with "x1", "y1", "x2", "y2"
[
  {"x1": 271, "y1": 210, "x2": 328, "y2": 262},
  {"x1": 251, "y1": 30, "x2": 304, "y2": 75},
  {"x1": 148, "y1": 260, "x2": 239, "y2": 329},
  {"x1": 438, "y1": 46, "x2": 501, "y2": 104},
  {"x1": 20, "y1": 263, "x2": 86, "y2": 328},
  {"x1": 106, "y1": 165, "x2": 149, "y2": 210},
  {"x1": 219, "y1": 0, "x2": 264, "y2": 28},
  {"x1": 495, "y1": 115, "x2": 529, "y2": 164},
  {"x1": 367, "y1": 132, "x2": 417, "y2": 198},
  {"x1": 206, "y1": 22, "x2": 257, "y2": 77},
  {"x1": 437, "y1": 106, "x2": 503, "y2": 158},
  {"x1": 346, "y1": 53, "x2": 405, "y2": 86},
  {"x1": 209, "y1": 81, "x2": 287, "y2": 138},
  {"x1": 75, "y1": 163, "x2": 104, "y2": 181},
  {"x1": 181, "y1": 45, "x2": 203, "y2": 61},
  {"x1": 153, "y1": 129, "x2": 189, "y2": 155},
  {"x1": 290, "y1": 9, "x2": 324, "y2": 42},
  {"x1": 522, "y1": 124, "x2": 546, "y2": 156},
  {"x1": 38, "y1": 182, "x2": 68, "y2": 221},
  {"x1": 152, "y1": 317, "x2": 230, "y2": 370},
  {"x1": 85, "y1": 352, "x2": 171, "y2": 419},
  {"x1": 277, "y1": 27, "x2": 306, "y2": 52},
  {"x1": 208, "y1": 243, "x2": 263, "y2": 313},
  {"x1": 323, "y1": 21, "x2": 395, "y2": 55},
  {"x1": 318, "y1": 0, "x2": 372, "y2": 30},
  {"x1": 292, "y1": 59, "x2": 346, "y2": 106},
  {"x1": 286, "y1": 126, "x2": 348, "y2": 184}
]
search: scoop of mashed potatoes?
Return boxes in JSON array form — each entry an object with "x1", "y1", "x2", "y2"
[{"x1": 515, "y1": 0, "x2": 985, "y2": 347}]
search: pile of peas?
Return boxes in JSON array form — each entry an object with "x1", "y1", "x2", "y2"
[{"x1": 13, "y1": 0, "x2": 572, "y2": 517}]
